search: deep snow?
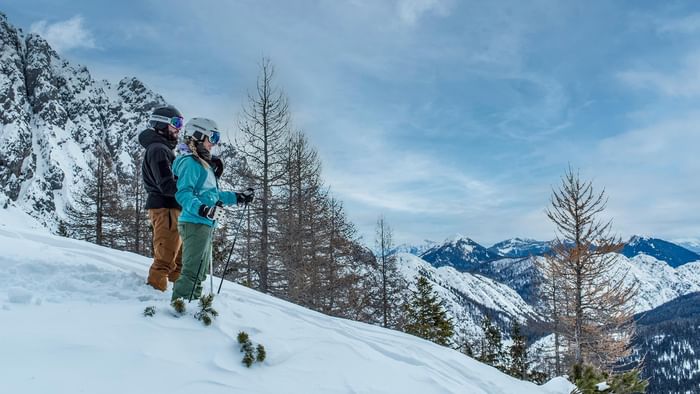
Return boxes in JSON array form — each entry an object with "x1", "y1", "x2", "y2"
[{"x1": 0, "y1": 209, "x2": 572, "y2": 394}]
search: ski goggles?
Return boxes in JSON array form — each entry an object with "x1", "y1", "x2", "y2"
[
  {"x1": 209, "y1": 130, "x2": 221, "y2": 145},
  {"x1": 150, "y1": 114, "x2": 184, "y2": 130}
]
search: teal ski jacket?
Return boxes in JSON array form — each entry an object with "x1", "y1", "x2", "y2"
[{"x1": 173, "y1": 147, "x2": 238, "y2": 227}]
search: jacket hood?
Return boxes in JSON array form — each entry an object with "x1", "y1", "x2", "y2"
[
  {"x1": 138, "y1": 128, "x2": 177, "y2": 149},
  {"x1": 176, "y1": 142, "x2": 192, "y2": 155}
]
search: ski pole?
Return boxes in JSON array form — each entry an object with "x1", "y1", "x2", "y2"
[
  {"x1": 209, "y1": 253, "x2": 214, "y2": 296},
  {"x1": 209, "y1": 226, "x2": 215, "y2": 296},
  {"x1": 217, "y1": 202, "x2": 249, "y2": 294}
]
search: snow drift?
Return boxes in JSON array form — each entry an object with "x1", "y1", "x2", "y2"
[{"x1": 0, "y1": 210, "x2": 571, "y2": 393}]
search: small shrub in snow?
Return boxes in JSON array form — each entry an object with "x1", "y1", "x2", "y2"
[
  {"x1": 194, "y1": 294, "x2": 218, "y2": 326},
  {"x1": 171, "y1": 298, "x2": 186, "y2": 315},
  {"x1": 256, "y1": 344, "x2": 266, "y2": 363},
  {"x1": 237, "y1": 331, "x2": 250, "y2": 345},
  {"x1": 237, "y1": 331, "x2": 266, "y2": 367},
  {"x1": 242, "y1": 351, "x2": 255, "y2": 367},
  {"x1": 143, "y1": 306, "x2": 156, "y2": 317}
]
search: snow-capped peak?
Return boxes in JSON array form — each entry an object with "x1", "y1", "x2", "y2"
[
  {"x1": 0, "y1": 14, "x2": 166, "y2": 229},
  {"x1": 622, "y1": 236, "x2": 700, "y2": 268}
]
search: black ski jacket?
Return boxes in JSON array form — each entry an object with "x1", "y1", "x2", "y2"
[{"x1": 138, "y1": 128, "x2": 180, "y2": 209}]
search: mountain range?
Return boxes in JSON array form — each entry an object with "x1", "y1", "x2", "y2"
[
  {"x1": 404, "y1": 235, "x2": 700, "y2": 393},
  {"x1": 416, "y1": 235, "x2": 700, "y2": 270}
]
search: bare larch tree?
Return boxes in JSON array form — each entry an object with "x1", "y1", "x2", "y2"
[{"x1": 544, "y1": 167, "x2": 637, "y2": 371}]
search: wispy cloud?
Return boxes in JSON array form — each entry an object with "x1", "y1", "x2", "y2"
[
  {"x1": 30, "y1": 15, "x2": 96, "y2": 53},
  {"x1": 396, "y1": 0, "x2": 453, "y2": 25},
  {"x1": 587, "y1": 112, "x2": 700, "y2": 239},
  {"x1": 618, "y1": 53, "x2": 700, "y2": 97},
  {"x1": 598, "y1": 112, "x2": 700, "y2": 170},
  {"x1": 655, "y1": 13, "x2": 700, "y2": 34}
]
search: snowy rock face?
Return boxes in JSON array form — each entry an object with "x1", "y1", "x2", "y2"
[
  {"x1": 396, "y1": 253, "x2": 541, "y2": 338},
  {"x1": 0, "y1": 13, "x2": 166, "y2": 229}
]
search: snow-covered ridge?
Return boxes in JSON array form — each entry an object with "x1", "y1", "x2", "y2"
[{"x1": 0, "y1": 210, "x2": 571, "y2": 393}]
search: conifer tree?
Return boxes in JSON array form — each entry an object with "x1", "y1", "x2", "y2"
[
  {"x1": 65, "y1": 142, "x2": 120, "y2": 246},
  {"x1": 534, "y1": 254, "x2": 564, "y2": 375},
  {"x1": 371, "y1": 216, "x2": 406, "y2": 328},
  {"x1": 508, "y1": 321, "x2": 529, "y2": 379},
  {"x1": 403, "y1": 276, "x2": 454, "y2": 346},
  {"x1": 544, "y1": 167, "x2": 637, "y2": 370},
  {"x1": 213, "y1": 141, "x2": 253, "y2": 285},
  {"x1": 478, "y1": 315, "x2": 505, "y2": 371},
  {"x1": 570, "y1": 364, "x2": 647, "y2": 394},
  {"x1": 57, "y1": 219, "x2": 69, "y2": 237},
  {"x1": 319, "y1": 197, "x2": 367, "y2": 318},
  {"x1": 118, "y1": 150, "x2": 151, "y2": 255},
  {"x1": 235, "y1": 57, "x2": 291, "y2": 294},
  {"x1": 276, "y1": 131, "x2": 325, "y2": 305}
]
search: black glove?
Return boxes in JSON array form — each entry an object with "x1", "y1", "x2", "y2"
[
  {"x1": 236, "y1": 188, "x2": 255, "y2": 204},
  {"x1": 211, "y1": 156, "x2": 224, "y2": 179},
  {"x1": 198, "y1": 202, "x2": 225, "y2": 221}
]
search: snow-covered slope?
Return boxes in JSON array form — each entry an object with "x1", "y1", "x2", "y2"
[
  {"x1": 675, "y1": 262, "x2": 700, "y2": 288},
  {"x1": 619, "y1": 254, "x2": 700, "y2": 312},
  {"x1": 0, "y1": 12, "x2": 165, "y2": 230},
  {"x1": 0, "y1": 211, "x2": 571, "y2": 394},
  {"x1": 487, "y1": 238, "x2": 552, "y2": 258},
  {"x1": 397, "y1": 253, "x2": 540, "y2": 338}
]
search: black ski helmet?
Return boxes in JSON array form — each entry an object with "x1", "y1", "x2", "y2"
[{"x1": 149, "y1": 105, "x2": 183, "y2": 132}]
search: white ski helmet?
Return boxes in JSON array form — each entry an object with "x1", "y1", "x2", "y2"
[{"x1": 184, "y1": 117, "x2": 221, "y2": 144}]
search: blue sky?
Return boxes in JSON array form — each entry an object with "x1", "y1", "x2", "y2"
[{"x1": 3, "y1": 0, "x2": 700, "y2": 246}]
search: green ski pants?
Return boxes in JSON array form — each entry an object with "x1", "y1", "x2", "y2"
[{"x1": 171, "y1": 222, "x2": 214, "y2": 301}]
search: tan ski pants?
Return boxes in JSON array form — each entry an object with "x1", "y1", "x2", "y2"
[{"x1": 146, "y1": 208, "x2": 183, "y2": 291}]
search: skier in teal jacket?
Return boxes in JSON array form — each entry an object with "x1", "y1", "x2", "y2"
[{"x1": 171, "y1": 117, "x2": 254, "y2": 301}]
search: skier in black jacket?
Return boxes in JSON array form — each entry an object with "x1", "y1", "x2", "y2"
[{"x1": 138, "y1": 105, "x2": 185, "y2": 291}]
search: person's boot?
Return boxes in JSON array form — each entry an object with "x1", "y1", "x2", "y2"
[{"x1": 147, "y1": 267, "x2": 168, "y2": 291}]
